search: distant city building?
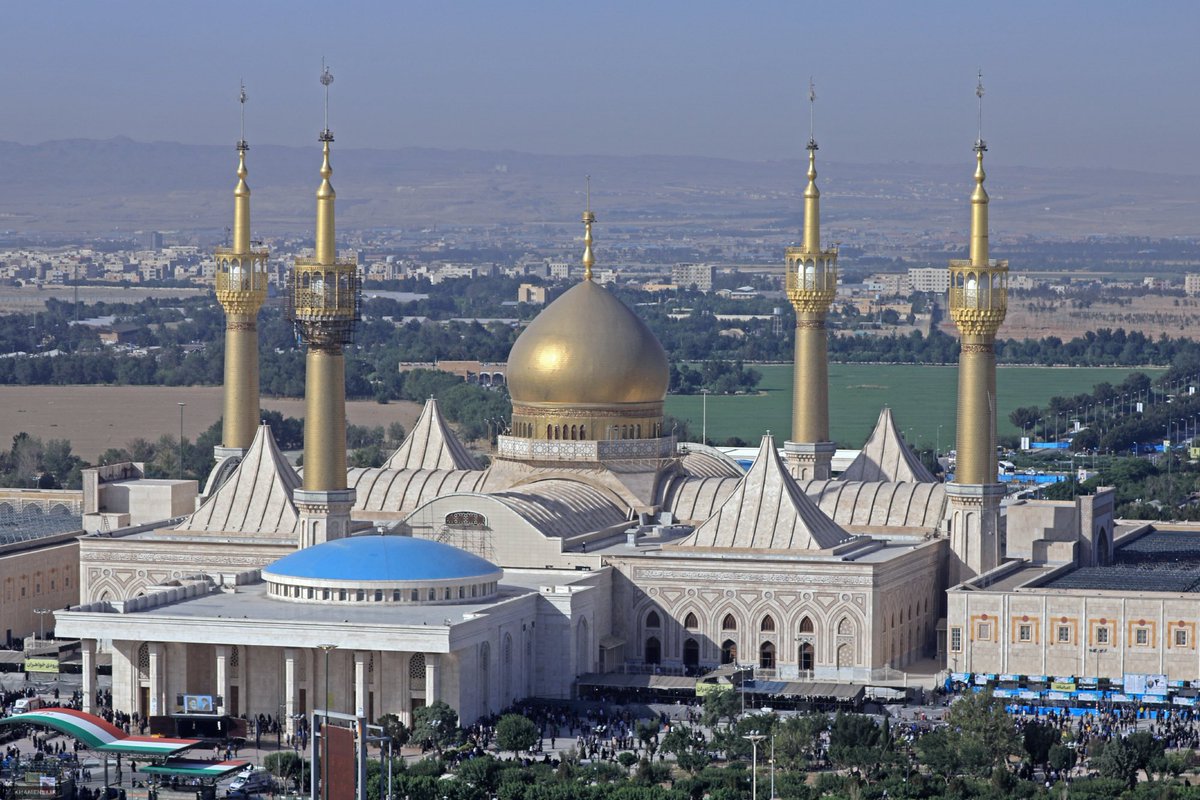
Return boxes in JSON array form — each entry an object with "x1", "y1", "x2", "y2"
[
  {"x1": 517, "y1": 284, "x2": 548, "y2": 305},
  {"x1": 547, "y1": 261, "x2": 572, "y2": 280},
  {"x1": 672, "y1": 263, "x2": 715, "y2": 292},
  {"x1": 1186, "y1": 274, "x2": 1200, "y2": 296},
  {"x1": 399, "y1": 360, "x2": 507, "y2": 387},
  {"x1": 865, "y1": 272, "x2": 910, "y2": 297},
  {"x1": 908, "y1": 266, "x2": 951, "y2": 294}
]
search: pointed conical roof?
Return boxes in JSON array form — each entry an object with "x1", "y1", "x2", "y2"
[
  {"x1": 177, "y1": 424, "x2": 300, "y2": 536},
  {"x1": 676, "y1": 434, "x2": 850, "y2": 550},
  {"x1": 383, "y1": 398, "x2": 481, "y2": 471},
  {"x1": 839, "y1": 408, "x2": 937, "y2": 484}
]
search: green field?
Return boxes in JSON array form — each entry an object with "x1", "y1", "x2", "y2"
[{"x1": 665, "y1": 364, "x2": 1165, "y2": 449}]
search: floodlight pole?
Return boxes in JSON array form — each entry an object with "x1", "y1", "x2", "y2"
[
  {"x1": 33, "y1": 608, "x2": 50, "y2": 642},
  {"x1": 743, "y1": 732, "x2": 766, "y2": 800},
  {"x1": 317, "y1": 643, "x2": 337, "y2": 800}
]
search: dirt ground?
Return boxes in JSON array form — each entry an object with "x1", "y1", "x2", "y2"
[
  {"x1": 940, "y1": 294, "x2": 1200, "y2": 341},
  {"x1": 0, "y1": 385, "x2": 423, "y2": 462}
]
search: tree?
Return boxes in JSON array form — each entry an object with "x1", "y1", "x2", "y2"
[
  {"x1": 1097, "y1": 737, "x2": 1140, "y2": 787},
  {"x1": 411, "y1": 700, "x2": 459, "y2": 753},
  {"x1": 942, "y1": 690, "x2": 1021, "y2": 775},
  {"x1": 495, "y1": 714, "x2": 539, "y2": 757},
  {"x1": 1022, "y1": 720, "x2": 1059, "y2": 766},
  {"x1": 700, "y1": 688, "x2": 741, "y2": 729},
  {"x1": 376, "y1": 713, "x2": 410, "y2": 749},
  {"x1": 827, "y1": 713, "x2": 884, "y2": 772}
]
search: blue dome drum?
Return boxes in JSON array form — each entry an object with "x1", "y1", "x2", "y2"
[{"x1": 262, "y1": 535, "x2": 503, "y2": 605}]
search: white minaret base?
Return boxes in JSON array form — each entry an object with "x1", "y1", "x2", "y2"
[
  {"x1": 946, "y1": 483, "x2": 1006, "y2": 586},
  {"x1": 784, "y1": 441, "x2": 835, "y2": 481},
  {"x1": 294, "y1": 488, "x2": 357, "y2": 548}
]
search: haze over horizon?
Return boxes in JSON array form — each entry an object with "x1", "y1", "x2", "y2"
[{"x1": 6, "y1": 1, "x2": 1200, "y2": 176}]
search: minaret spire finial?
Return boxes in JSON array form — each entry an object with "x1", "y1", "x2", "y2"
[
  {"x1": 582, "y1": 175, "x2": 595, "y2": 282},
  {"x1": 807, "y1": 77, "x2": 817, "y2": 150},
  {"x1": 238, "y1": 80, "x2": 248, "y2": 151},
  {"x1": 320, "y1": 58, "x2": 334, "y2": 142},
  {"x1": 974, "y1": 69, "x2": 986, "y2": 153}
]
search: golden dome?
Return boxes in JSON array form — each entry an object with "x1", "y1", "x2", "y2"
[{"x1": 507, "y1": 280, "x2": 669, "y2": 406}]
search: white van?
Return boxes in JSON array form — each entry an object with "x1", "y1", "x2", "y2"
[
  {"x1": 13, "y1": 697, "x2": 45, "y2": 713},
  {"x1": 227, "y1": 769, "x2": 274, "y2": 796}
]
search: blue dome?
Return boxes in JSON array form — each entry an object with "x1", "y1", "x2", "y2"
[{"x1": 264, "y1": 536, "x2": 501, "y2": 582}]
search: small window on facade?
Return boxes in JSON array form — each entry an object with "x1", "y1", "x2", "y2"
[
  {"x1": 1135, "y1": 627, "x2": 1150, "y2": 646},
  {"x1": 1057, "y1": 625, "x2": 1071, "y2": 643},
  {"x1": 444, "y1": 588, "x2": 451, "y2": 600},
  {"x1": 684, "y1": 612, "x2": 698, "y2": 630},
  {"x1": 307, "y1": 588, "x2": 314, "y2": 599},
  {"x1": 393, "y1": 590, "x2": 401, "y2": 602},
  {"x1": 1176, "y1": 629, "x2": 1188, "y2": 647},
  {"x1": 323, "y1": 589, "x2": 330, "y2": 600},
  {"x1": 339, "y1": 589, "x2": 347, "y2": 601},
  {"x1": 950, "y1": 627, "x2": 962, "y2": 652},
  {"x1": 472, "y1": 585, "x2": 478, "y2": 597},
  {"x1": 375, "y1": 590, "x2": 383, "y2": 602},
  {"x1": 428, "y1": 589, "x2": 436, "y2": 601},
  {"x1": 761, "y1": 615, "x2": 776, "y2": 632},
  {"x1": 976, "y1": 622, "x2": 992, "y2": 641},
  {"x1": 357, "y1": 590, "x2": 365, "y2": 602},
  {"x1": 646, "y1": 611, "x2": 661, "y2": 628},
  {"x1": 411, "y1": 589, "x2": 419, "y2": 602},
  {"x1": 1096, "y1": 626, "x2": 1110, "y2": 645},
  {"x1": 1018, "y1": 624, "x2": 1032, "y2": 643},
  {"x1": 721, "y1": 614, "x2": 737, "y2": 631},
  {"x1": 458, "y1": 586, "x2": 465, "y2": 599}
]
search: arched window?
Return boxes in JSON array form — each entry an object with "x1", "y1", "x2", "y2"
[
  {"x1": 720, "y1": 640, "x2": 737, "y2": 665},
  {"x1": 721, "y1": 614, "x2": 737, "y2": 631},
  {"x1": 409, "y1": 653, "x2": 426, "y2": 682},
  {"x1": 645, "y1": 637, "x2": 661, "y2": 665},
  {"x1": 547, "y1": 424, "x2": 552, "y2": 439},
  {"x1": 760, "y1": 615, "x2": 776, "y2": 632},
  {"x1": 799, "y1": 616, "x2": 814, "y2": 634},
  {"x1": 837, "y1": 617, "x2": 854, "y2": 636},
  {"x1": 684, "y1": 612, "x2": 699, "y2": 630},
  {"x1": 759, "y1": 641, "x2": 776, "y2": 670},
  {"x1": 646, "y1": 610, "x2": 661, "y2": 629},
  {"x1": 446, "y1": 511, "x2": 486, "y2": 527}
]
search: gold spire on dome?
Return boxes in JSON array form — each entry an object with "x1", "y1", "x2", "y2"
[
  {"x1": 232, "y1": 82, "x2": 250, "y2": 254},
  {"x1": 582, "y1": 176, "x2": 595, "y2": 282},
  {"x1": 315, "y1": 61, "x2": 336, "y2": 265}
]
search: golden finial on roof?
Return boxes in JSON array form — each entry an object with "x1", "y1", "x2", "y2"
[
  {"x1": 319, "y1": 58, "x2": 334, "y2": 143},
  {"x1": 582, "y1": 175, "x2": 595, "y2": 282}
]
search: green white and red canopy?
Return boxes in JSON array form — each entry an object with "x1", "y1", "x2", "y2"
[
  {"x1": 0, "y1": 707, "x2": 199, "y2": 756},
  {"x1": 139, "y1": 759, "x2": 250, "y2": 778}
]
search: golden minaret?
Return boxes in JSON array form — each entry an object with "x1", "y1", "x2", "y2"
[
  {"x1": 947, "y1": 72, "x2": 1009, "y2": 582},
  {"x1": 206, "y1": 84, "x2": 270, "y2": 496},
  {"x1": 290, "y1": 63, "x2": 360, "y2": 547},
  {"x1": 784, "y1": 81, "x2": 838, "y2": 480}
]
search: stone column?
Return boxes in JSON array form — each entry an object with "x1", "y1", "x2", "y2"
[
  {"x1": 354, "y1": 651, "x2": 368, "y2": 718},
  {"x1": 215, "y1": 645, "x2": 230, "y2": 716},
  {"x1": 284, "y1": 648, "x2": 298, "y2": 738},
  {"x1": 148, "y1": 643, "x2": 164, "y2": 717},
  {"x1": 81, "y1": 639, "x2": 97, "y2": 714},
  {"x1": 425, "y1": 653, "x2": 441, "y2": 705}
]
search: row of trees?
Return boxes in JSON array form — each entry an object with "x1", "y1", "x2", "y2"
[{"x1": 265, "y1": 690, "x2": 1199, "y2": 800}]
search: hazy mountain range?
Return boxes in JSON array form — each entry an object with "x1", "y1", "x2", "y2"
[{"x1": 0, "y1": 137, "x2": 1195, "y2": 241}]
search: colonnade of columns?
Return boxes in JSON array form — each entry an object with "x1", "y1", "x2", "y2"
[{"x1": 92, "y1": 640, "x2": 444, "y2": 735}]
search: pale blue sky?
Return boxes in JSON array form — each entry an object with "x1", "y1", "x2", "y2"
[{"x1": 6, "y1": 1, "x2": 1199, "y2": 173}]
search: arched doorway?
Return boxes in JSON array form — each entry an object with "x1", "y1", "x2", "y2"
[
  {"x1": 683, "y1": 638, "x2": 699, "y2": 670},
  {"x1": 798, "y1": 642, "x2": 814, "y2": 672},
  {"x1": 759, "y1": 641, "x2": 775, "y2": 670},
  {"x1": 720, "y1": 639, "x2": 737, "y2": 665},
  {"x1": 645, "y1": 637, "x2": 661, "y2": 665}
]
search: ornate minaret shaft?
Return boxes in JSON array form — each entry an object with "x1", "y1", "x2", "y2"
[
  {"x1": 215, "y1": 84, "x2": 269, "y2": 458},
  {"x1": 947, "y1": 73, "x2": 1008, "y2": 582},
  {"x1": 785, "y1": 82, "x2": 838, "y2": 480},
  {"x1": 290, "y1": 63, "x2": 360, "y2": 547}
]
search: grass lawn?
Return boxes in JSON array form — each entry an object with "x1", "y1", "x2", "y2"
[{"x1": 665, "y1": 364, "x2": 1164, "y2": 449}]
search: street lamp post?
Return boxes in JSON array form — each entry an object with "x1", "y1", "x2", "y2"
[
  {"x1": 177, "y1": 402, "x2": 186, "y2": 479},
  {"x1": 743, "y1": 732, "x2": 766, "y2": 800},
  {"x1": 700, "y1": 389, "x2": 710, "y2": 445},
  {"x1": 317, "y1": 643, "x2": 337, "y2": 800},
  {"x1": 33, "y1": 608, "x2": 50, "y2": 642}
]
